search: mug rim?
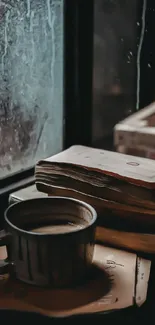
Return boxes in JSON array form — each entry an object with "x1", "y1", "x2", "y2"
[{"x1": 4, "y1": 196, "x2": 97, "y2": 236}]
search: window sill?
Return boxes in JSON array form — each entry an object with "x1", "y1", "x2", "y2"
[
  {"x1": 0, "y1": 167, "x2": 35, "y2": 197},
  {"x1": 0, "y1": 176, "x2": 35, "y2": 197}
]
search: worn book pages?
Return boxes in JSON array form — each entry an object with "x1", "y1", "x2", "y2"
[
  {"x1": 35, "y1": 145, "x2": 155, "y2": 219},
  {"x1": 0, "y1": 245, "x2": 151, "y2": 317},
  {"x1": 37, "y1": 145, "x2": 155, "y2": 188}
]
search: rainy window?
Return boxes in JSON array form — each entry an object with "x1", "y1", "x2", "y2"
[
  {"x1": 0, "y1": 0, "x2": 64, "y2": 179},
  {"x1": 92, "y1": 0, "x2": 151, "y2": 148}
]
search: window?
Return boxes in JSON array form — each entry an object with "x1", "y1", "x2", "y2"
[
  {"x1": 0, "y1": 0, "x2": 64, "y2": 179},
  {"x1": 0, "y1": 0, "x2": 94, "y2": 196},
  {"x1": 0, "y1": 0, "x2": 94, "y2": 223},
  {"x1": 92, "y1": 0, "x2": 155, "y2": 149}
]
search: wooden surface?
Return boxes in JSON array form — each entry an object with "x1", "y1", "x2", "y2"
[
  {"x1": 0, "y1": 244, "x2": 137, "y2": 317},
  {"x1": 0, "y1": 246, "x2": 154, "y2": 324},
  {"x1": 0, "y1": 245, "x2": 109, "y2": 317},
  {"x1": 96, "y1": 227, "x2": 155, "y2": 254}
]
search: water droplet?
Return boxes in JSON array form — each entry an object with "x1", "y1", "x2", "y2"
[
  {"x1": 137, "y1": 22, "x2": 140, "y2": 26},
  {"x1": 148, "y1": 63, "x2": 151, "y2": 68}
]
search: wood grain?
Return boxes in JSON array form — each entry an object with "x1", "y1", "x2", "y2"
[{"x1": 95, "y1": 226, "x2": 155, "y2": 254}]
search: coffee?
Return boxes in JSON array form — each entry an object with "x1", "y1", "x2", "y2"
[{"x1": 29, "y1": 220, "x2": 85, "y2": 234}]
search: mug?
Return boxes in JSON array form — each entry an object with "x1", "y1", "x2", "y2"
[{"x1": 0, "y1": 197, "x2": 97, "y2": 287}]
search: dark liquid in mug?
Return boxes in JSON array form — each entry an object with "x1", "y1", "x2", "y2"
[{"x1": 27, "y1": 220, "x2": 85, "y2": 234}]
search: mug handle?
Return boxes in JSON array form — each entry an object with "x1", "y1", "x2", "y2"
[{"x1": 0, "y1": 230, "x2": 11, "y2": 275}]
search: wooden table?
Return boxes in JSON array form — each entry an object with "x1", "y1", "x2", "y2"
[{"x1": 0, "y1": 246, "x2": 154, "y2": 324}]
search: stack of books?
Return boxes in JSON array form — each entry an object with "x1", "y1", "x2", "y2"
[{"x1": 35, "y1": 145, "x2": 155, "y2": 254}]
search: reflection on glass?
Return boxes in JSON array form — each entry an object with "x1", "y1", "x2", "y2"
[
  {"x1": 0, "y1": 0, "x2": 64, "y2": 179},
  {"x1": 92, "y1": 0, "x2": 142, "y2": 147}
]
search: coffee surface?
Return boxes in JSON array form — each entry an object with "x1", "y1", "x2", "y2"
[{"x1": 30, "y1": 221, "x2": 85, "y2": 234}]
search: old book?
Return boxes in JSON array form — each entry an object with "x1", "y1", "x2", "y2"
[
  {"x1": 35, "y1": 145, "x2": 155, "y2": 251},
  {"x1": 35, "y1": 146, "x2": 155, "y2": 215},
  {"x1": 35, "y1": 144, "x2": 155, "y2": 188},
  {"x1": 0, "y1": 245, "x2": 151, "y2": 316},
  {"x1": 35, "y1": 145, "x2": 155, "y2": 227}
]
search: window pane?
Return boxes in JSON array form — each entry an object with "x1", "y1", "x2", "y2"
[
  {"x1": 0, "y1": 0, "x2": 64, "y2": 179},
  {"x1": 92, "y1": 0, "x2": 139, "y2": 147}
]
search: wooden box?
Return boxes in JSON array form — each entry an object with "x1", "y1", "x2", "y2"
[{"x1": 114, "y1": 102, "x2": 155, "y2": 159}]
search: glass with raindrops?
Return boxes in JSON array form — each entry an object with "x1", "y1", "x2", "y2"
[{"x1": 0, "y1": 0, "x2": 64, "y2": 178}]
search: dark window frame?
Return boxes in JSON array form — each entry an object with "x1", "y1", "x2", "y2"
[
  {"x1": 139, "y1": 0, "x2": 155, "y2": 109},
  {"x1": 0, "y1": 0, "x2": 94, "y2": 200}
]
